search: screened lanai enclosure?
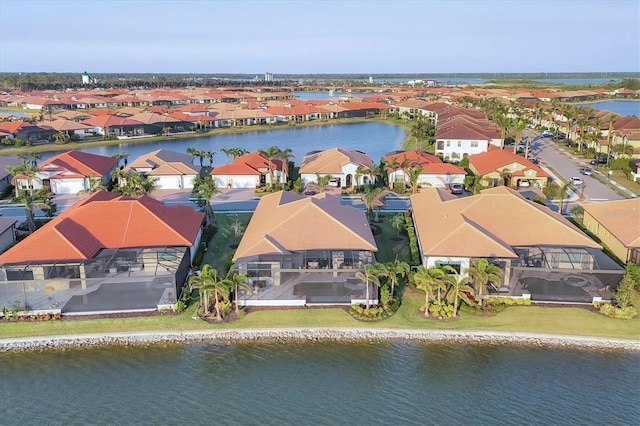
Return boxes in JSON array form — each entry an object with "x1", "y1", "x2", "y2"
[
  {"x1": 0, "y1": 246, "x2": 191, "y2": 315},
  {"x1": 234, "y1": 249, "x2": 377, "y2": 306},
  {"x1": 491, "y1": 246, "x2": 624, "y2": 303}
]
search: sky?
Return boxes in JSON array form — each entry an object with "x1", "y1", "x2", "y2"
[{"x1": 0, "y1": 0, "x2": 639, "y2": 74}]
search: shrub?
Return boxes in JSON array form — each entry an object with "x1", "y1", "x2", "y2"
[
  {"x1": 379, "y1": 285, "x2": 391, "y2": 306},
  {"x1": 614, "y1": 275, "x2": 636, "y2": 308},
  {"x1": 405, "y1": 215, "x2": 420, "y2": 266},
  {"x1": 428, "y1": 301, "x2": 454, "y2": 318},
  {"x1": 599, "y1": 303, "x2": 638, "y2": 319},
  {"x1": 533, "y1": 195, "x2": 546, "y2": 205},
  {"x1": 625, "y1": 263, "x2": 640, "y2": 290}
]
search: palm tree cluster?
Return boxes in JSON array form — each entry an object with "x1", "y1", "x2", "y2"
[
  {"x1": 258, "y1": 145, "x2": 294, "y2": 190},
  {"x1": 186, "y1": 147, "x2": 216, "y2": 167},
  {"x1": 355, "y1": 260, "x2": 410, "y2": 310},
  {"x1": 111, "y1": 168, "x2": 158, "y2": 196},
  {"x1": 5, "y1": 153, "x2": 56, "y2": 233},
  {"x1": 188, "y1": 265, "x2": 251, "y2": 321},
  {"x1": 413, "y1": 258, "x2": 503, "y2": 318}
]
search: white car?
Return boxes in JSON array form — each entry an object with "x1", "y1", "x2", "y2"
[
  {"x1": 570, "y1": 177, "x2": 584, "y2": 186},
  {"x1": 518, "y1": 179, "x2": 530, "y2": 188}
]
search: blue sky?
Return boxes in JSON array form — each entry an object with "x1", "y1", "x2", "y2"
[{"x1": 1, "y1": 0, "x2": 638, "y2": 74}]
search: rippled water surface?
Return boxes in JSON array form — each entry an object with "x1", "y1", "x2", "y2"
[{"x1": 2, "y1": 341, "x2": 639, "y2": 425}]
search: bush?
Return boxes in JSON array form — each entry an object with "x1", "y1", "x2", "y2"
[
  {"x1": 625, "y1": 263, "x2": 640, "y2": 290},
  {"x1": 405, "y1": 214, "x2": 420, "y2": 266},
  {"x1": 349, "y1": 298, "x2": 400, "y2": 321},
  {"x1": 427, "y1": 301, "x2": 455, "y2": 318},
  {"x1": 614, "y1": 275, "x2": 636, "y2": 308},
  {"x1": 599, "y1": 303, "x2": 638, "y2": 319},
  {"x1": 533, "y1": 195, "x2": 546, "y2": 205}
]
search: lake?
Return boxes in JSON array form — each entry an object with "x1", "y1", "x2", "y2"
[
  {"x1": 42, "y1": 122, "x2": 408, "y2": 166},
  {"x1": 1, "y1": 341, "x2": 638, "y2": 425},
  {"x1": 576, "y1": 100, "x2": 640, "y2": 117}
]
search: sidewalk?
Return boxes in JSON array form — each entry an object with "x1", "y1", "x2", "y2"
[{"x1": 591, "y1": 170, "x2": 639, "y2": 199}]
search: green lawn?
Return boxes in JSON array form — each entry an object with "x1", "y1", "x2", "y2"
[
  {"x1": 371, "y1": 213, "x2": 411, "y2": 264},
  {"x1": 203, "y1": 213, "x2": 253, "y2": 275},
  {"x1": 2, "y1": 287, "x2": 639, "y2": 340}
]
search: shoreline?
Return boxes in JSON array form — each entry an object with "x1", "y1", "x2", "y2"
[{"x1": 1, "y1": 328, "x2": 638, "y2": 352}]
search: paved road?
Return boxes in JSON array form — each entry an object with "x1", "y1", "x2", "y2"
[{"x1": 525, "y1": 130, "x2": 624, "y2": 203}]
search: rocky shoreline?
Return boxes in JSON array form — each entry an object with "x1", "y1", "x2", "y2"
[{"x1": 1, "y1": 328, "x2": 639, "y2": 352}]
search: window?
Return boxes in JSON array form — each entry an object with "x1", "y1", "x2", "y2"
[
  {"x1": 457, "y1": 141, "x2": 462, "y2": 147},
  {"x1": 560, "y1": 252, "x2": 581, "y2": 264},
  {"x1": 436, "y1": 261, "x2": 461, "y2": 274},
  {"x1": 446, "y1": 141, "x2": 450, "y2": 147},
  {"x1": 471, "y1": 141, "x2": 478, "y2": 148}
]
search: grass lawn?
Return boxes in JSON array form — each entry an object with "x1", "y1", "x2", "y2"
[
  {"x1": 370, "y1": 213, "x2": 411, "y2": 264},
  {"x1": 593, "y1": 169, "x2": 640, "y2": 196},
  {"x1": 2, "y1": 287, "x2": 639, "y2": 340},
  {"x1": 202, "y1": 213, "x2": 253, "y2": 275}
]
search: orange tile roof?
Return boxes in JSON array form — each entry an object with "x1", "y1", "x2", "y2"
[
  {"x1": 39, "y1": 151, "x2": 118, "y2": 178},
  {"x1": 583, "y1": 198, "x2": 640, "y2": 248},
  {"x1": 299, "y1": 148, "x2": 373, "y2": 174},
  {"x1": 468, "y1": 149, "x2": 549, "y2": 177},
  {"x1": 0, "y1": 191, "x2": 204, "y2": 264}
]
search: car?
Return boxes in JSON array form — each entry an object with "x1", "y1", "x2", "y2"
[
  {"x1": 518, "y1": 179, "x2": 530, "y2": 188},
  {"x1": 450, "y1": 183, "x2": 464, "y2": 195},
  {"x1": 579, "y1": 167, "x2": 593, "y2": 176},
  {"x1": 590, "y1": 156, "x2": 608, "y2": 165},
  {"x1": 570, "y1": 177, "x2": 584, "y2": 186},
  {"x1": 541, "y1": 130, "x2": 553, "y2": 138}
]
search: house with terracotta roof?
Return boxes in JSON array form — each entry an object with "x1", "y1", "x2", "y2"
[
  {"x1": 383, "y1": 150, "x2": 466, "y2": 189},
  {"x1": 582, "y1": 198, "x2": 640, "y2": 264},
  {"x1": 233, "y1": 191, "x2": 378, "y2": 306},
  {"x1": 39, "y1": 119, "x2": 93, "y2": 139},
  {"x1": 468, "y1": 149, "x2": 549, "y2": 189},
  {"x1": 299, "y1": 147, "x2": 374, "y2": 188},
  {"x1": 16, "y1": 151, "x2": 117, "y2": 195},
  {"x1": 80, "y1": 115, "x2": 145, "y2": 138},
  {"x1": 434, "y1": 120, "x2": 502, "y2": 161},
  {"x1": 0, "y1": 191, "x2": 204, "y2": 314},
  {"x1": 410, "y1": 186, "x2": 623, "y2": 303},
  {"x1": 125, "y1": 149, "x2": 200, "y2": 189},
  {"x1": 210, "y1": 151, "x2": 283, "y2": 189}
]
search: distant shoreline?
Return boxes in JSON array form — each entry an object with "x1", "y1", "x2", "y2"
[{"x1": 1, "y1": 328, "x2": 638, "y2": 352}]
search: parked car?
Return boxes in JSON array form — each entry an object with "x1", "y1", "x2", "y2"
[
  {"x1": 590, "y1": 156, "x2": 608, "y2": 165},
  {"x1": 570, "y1": 176, "x2": 584, "y2": 186},
  {"x1": 518, "y1": 179, "x2": 530, "y2": 188},
  {"x1": 541, "y1": 130, "x2": 553, "y2": 138},
  {"x1": 579, "y1": 167, "x2": 593, "y2": 176},
  {"x1": 450, "y1": 183, "x2": 464, "y2": 195}
]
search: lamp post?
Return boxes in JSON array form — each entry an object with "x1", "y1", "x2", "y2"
[{"x1": 608, "y1": 170, "x2": 613, "y2": 183}]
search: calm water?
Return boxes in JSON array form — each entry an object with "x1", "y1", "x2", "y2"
[
  {"x1": 576, "y1": 100, "x2": 640, "y2": 117},
  {"x1": 1, "y1": 341, "x2": 638, "y2": 425},
  {"x1": 536, "y1": 78, "x2": 620, "y2": 85},
  {"x1": 42, "y1": 122, "x2": 407, "y2": 166}
]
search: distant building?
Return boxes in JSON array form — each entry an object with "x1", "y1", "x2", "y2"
[
  {"x1": 264, "y1": 72, "x2": 274, "y2": 82},
  {"x1": 369, "y1": 76, "x2": 373, "y2": 84},
  {"x1": 81, "y1": 71, "x2": 97, "y2": 85}
]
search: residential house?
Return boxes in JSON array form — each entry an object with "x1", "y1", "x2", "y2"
[
  {"x1": 435, "y1": 120, "x2": 502, "y2": 161},
  {"x1": 582, "y1": 198, "x2": 640, "y2": 264},
  {"x1": 81, "y1": 115, "x2": 145, "y2": 138},
  {"x1": 40, "y1": 119, "x2": 93, "y2": 139},
  {"x1": 299, "y1": 147, "x2": 374, "y2": 188},
  {"x1": 125, "y1": 149, "x2": 200, "y2": 190},
  {"x1": 210, "y1": 151, "x2": 283, "y2": 189},
  {"x1": 0, "y1": 218, "x2": 17, "y2": 254},
  {"x1": 0, "y1": 191, "x2": 204, "y2": 314},
  {"x1": 410, "y1": 186, "x2": 623, "y2": 303},
  {"x1": 16, "y1": 151, "x2": 117, "y2": 195},
  {"x1": 468, "y1": 149, "x2": 549, "y2": 189},
  {"x1": 383, "y1": 150, "x2": 466, "y2": 189},
  {"x1": 233, "y1": 191, "x2": 378, "y2": 306},
  {"x1": 0, "y1": 156, "x2": 22, "y2": 194}
]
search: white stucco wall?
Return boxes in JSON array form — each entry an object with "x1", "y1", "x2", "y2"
[
  {"x1": 211, "y1": 174, "x2": 259, "y2": 189},
  {"x1": 436, "y1": 139, "x2": 489, "y2": 161},
  {"x1": 50, "y1": 178, "x2": 85, "y2": 194}
]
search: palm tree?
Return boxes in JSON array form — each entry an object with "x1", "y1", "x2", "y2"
[
  {"x1": 493, "y1": 113, "x2": 512, "y2": 145},
  {"x1": 468, "y1": 258, "x2": 503, "y2": 312},
  {"x1": 78, "y1": 173, "x2": 107, "y2": 194},
  {"x1": 606, "y1": 114, "x2": 617, "y2": 165},
  {"x1": 512, "y1": 119, "x2": 527, "y2": 155},
  {"x1": 5, "y1": 163, "x2": 25, "y2": 198},
  {"x1": 205, "y1": 150, "x2": 216, "y2": 167},
  {"x1": 443, "y1": 266, "x2": 475, "y2": 318},
  {"x1": 355, "y1": 263, "x2": 380, "y2": 310},
  {"x1": 390, "y1": 213, "x2": 405, "y2": 239},
  {"x1": 278, "y1": 147, "x2": 295, "y2": 189},
  {"x1": 189, "y1": 265, "x2": 230, "y2": 320},
  {"x1": 384, "y1": 259, "x2": 409, "y2": 299},
  {"x1": 220, "y1": 147, "x2": 234, "y2": 164},
  {"x1": 558, "y1": 181, "x2": 571, "y2": 215},
  {"x1": 355, "y1": 164, "x2": 376, "y2": 187},
  {"x1": 259, "y1": 146, "x2": 281, "y2": 189},
  {"x1": 191, "y1": 175, "x2": 220, "y2": 226},
  {"x1": 405, "y1": 164, "x2": 423, "y2": 195},
  {"x1": 362, "y1": 186, "x2": 388, "y2": 222},
  {"x1": 413, "y1": 266, "x2": 447, "y2": 317},
  {"x1": 225, "y1": 268, "x2": 252, "y2": 315},
  {"x1": 315, "y1": 173, "x2": 333, "y2": 192}
]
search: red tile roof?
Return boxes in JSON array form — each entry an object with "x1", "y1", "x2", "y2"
[
  {"x1": 0, "y1": 191, "x2": 204, "y2": 264},
  {"x1": 39, "y1": 150, "x2": 118, "y2": 178},
  {"x1": 468, "y1": 149, "x2": 549, "y2": 177}
]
